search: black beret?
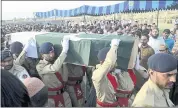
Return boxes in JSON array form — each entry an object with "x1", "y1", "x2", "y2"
[
  {"x1": 1, "y1": 50, "x2": 13, "y2": 61},
  {"x1": 39, "y1": 42, "x2": 54, "y2": 54},
  {"x1": 148, "y1": 53, "x2": 177, "y2": 73},
  {"x1": 10, "y1": 41, "x2": 23, "y2": 55},
  {"x1": 97, "y1": 47, "x2": 110, "y2": 62}
]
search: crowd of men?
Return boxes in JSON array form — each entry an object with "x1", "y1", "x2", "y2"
[{"x1": 1, "y1": 19, "x2": 178, "y2": 107}]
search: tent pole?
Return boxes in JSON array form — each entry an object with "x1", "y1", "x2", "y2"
[
  {"x1": 83, "y1": 14, "x2": 86, "y2": 24},
  {"x1": 156, "y1": 9, "x2": 159, "y2": 27},
  {"x1": 114, "y1": 13, "x2": 116, "y2": 21}
]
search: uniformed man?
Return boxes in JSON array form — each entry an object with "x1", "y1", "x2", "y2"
[
  {"x1": 10, "y1": 41, "x2": 40, "y2": 79},
  {"x1": 92, "y1": 39, "x2": 139, "y2": 107},
  {"x1": 132, "y1": 53, "x2": 177, "y2": 107},
  {"x1": 170, "y1": 61, "x2": 178, "y2": 106},
  {"x1": 36, "y1": 37, "x2": 72, "y2": 107},
  {"x1": 92, "y1": 39, "x2": 121, "y2": 107},
  {"x1": 0, "y1": 50, "x2": 30, "y2": 82},
  {"x1": 64, "y1": 63, "x2": 86, "y2": 107}
]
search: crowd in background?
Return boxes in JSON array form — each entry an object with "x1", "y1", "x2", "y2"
[{"x1": 1, "y1": 19, "x2": 178, "y2": 107}]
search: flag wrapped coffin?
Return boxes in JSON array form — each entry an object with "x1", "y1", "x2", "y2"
[{"x1": 35, "y1": 33, "x2": 139, "y2": 70}]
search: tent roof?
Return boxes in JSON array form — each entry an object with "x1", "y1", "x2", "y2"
[{"x1": 34, "y1": 0, "x2": 178, "y2": 18}]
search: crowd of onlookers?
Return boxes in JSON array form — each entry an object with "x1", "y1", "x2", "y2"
[{"x1": 1, "y1": 19, "x2": 178, "y2": 107}]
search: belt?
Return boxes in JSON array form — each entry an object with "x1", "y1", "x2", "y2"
[
  {"x1": 116, "y1": 93, "x2": 132, "y2": 98},
  {"x1": 48, "y1": 85, "x2": 64, "y2": 91},
  {"x1": 48, "y1": 88, "x2": 65, "y2": 96},
  {"x1": 96, "y1": 99, "x2": 119, "y2": 107},
  {"x1": 66, "y1": 79, "x2": 82, "y2": 86},
  {"x1": 116, "y1": 89, "x2": 133, "y2": 98},
  {"x1": 68, "y1": 76, "x2": 83, "y2": 81}
]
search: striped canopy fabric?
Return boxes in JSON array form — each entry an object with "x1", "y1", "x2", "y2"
[{"x1": 34, "y1": 0, "x2": 178, "y2": 18}]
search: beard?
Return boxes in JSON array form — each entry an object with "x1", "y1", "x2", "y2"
[
  {"x1": 141, "y1": 43, "x2": 147, "y2": 47},
  {"x1": 152, "y1": 34, "x2": 159, "y2": 39},
  {"x1": 44, "y1": 55, "x2": 55, "y2": 63},
  {"x1": 4, "y1": 65, "x2": 13, "y2": 70}
]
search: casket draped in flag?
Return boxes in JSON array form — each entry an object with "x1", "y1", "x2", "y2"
[{"x1": 35, "y1": 33, "x2": 139, "y2": 70}]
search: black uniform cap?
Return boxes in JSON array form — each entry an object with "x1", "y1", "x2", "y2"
[
  {"x1": 148, "y1": 53, "x2": 177, "y2": 73},
  {"x1": 39, "y1": 42, "x2": 54, "y2": 54},
  {"x1": 10, "y1": 41, "x2": 23, "y2": 55},
  {"x1": 1, "y1": 50, "x2": 13, "y2": 61}
]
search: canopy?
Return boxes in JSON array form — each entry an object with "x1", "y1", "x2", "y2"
[{"x1": 34, "y1": 0, "x2": 178, "y2": 18}]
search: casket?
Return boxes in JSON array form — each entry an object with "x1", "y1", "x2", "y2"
[{"x1": 35, "y1": 32, "x2": 139, "y2": 70}]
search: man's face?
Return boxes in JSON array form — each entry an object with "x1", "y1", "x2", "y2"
[
  {"x1": 140, "y1": 36, "x2": 148, "y2": 46},
  {"x1": 43, "y1": 50, "x2": 55, "y2": 63},
  {"x1": 142, "y1": 25, "x2": 146, "y2": 30},
  {"x1": 1, "y1": 56, "x2": 14, "y2": 70},
  {"x1": 150, "y1": 69, "x2": 177, "y2": 89},
  {"x1": 162, "y1": 32, "x2": 170, "y2": 39},
  {"x1": 151, "y1": 29, "x2": 159, "y2": 39},
  {"x1": 176, "y1": 30, "x2": 178, "y2": 36}
]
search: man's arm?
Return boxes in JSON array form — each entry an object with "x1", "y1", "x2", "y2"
[
  {"x1": 40, "y1": 53, "x2": 67, "y2": 74},
  {"x1": 38, "y1": 37, "x2": 69, "y2": 74},
  {"x1": 14, "y1": 50, "x2": 26, "y2": 65},
  {"x1": 14, "y1": 38, "x2": 33, "y2": 65},
  {"x1": 92, "y1": 39, "x2": 120, "y2": 83}
]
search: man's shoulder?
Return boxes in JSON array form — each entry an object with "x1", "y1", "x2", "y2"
[
  {"x1": 147, "y1": 45, "x2": 154, "y2": 49},
  {"x1": 36, "y1": 59, "x2": 51, "y2": 72},
  {"x1": 145, "y1": 45, "x2": 155, "y2": 53},
  {"x1": 14, "y1": 64, "x2": 27, "y2": 72},
  {"x1": 133, "y1": 82, "x2": 155, "y2": 106},
  {"x1": 157, "y1": 36, "x2": 165, "y2": 41}
]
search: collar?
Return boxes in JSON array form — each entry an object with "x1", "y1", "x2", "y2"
[
  {"x1": 147, "y1": 78, "x2": 164, "y2": 97},
  {"x1": 141, "y1": 44, "x2": 149, "y2": 49},
  {"x1": 42, "y1": 59, "x2": 49, "y2": 65}
]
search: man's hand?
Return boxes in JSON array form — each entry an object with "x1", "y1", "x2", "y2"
[
  {"x1": 61, "y1": 37, "x2": 70, "y2": 53},
  {"x1": 23, "y1": 38, "x2": 34, "y2": 52},
  {"x1": 110, "y1": 39, "x2": 121, "y2": 47}
]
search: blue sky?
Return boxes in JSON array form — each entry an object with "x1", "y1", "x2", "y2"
[{"x1": 2, "y1": 1, "x2": 124, "y2": 20}]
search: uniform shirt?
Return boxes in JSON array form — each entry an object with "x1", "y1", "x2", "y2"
[
  {"x1": 36, "y1": 53, "x2": 67, "y2": 88},
  {"x1": 148, "y1": 36, "x2": 165, "y2": 54},
  {"x1": 8, "y1": 64, "x2": 30, "y2": 82},
  {"x1": 14, "y1": 50, "x2": 39, "y2": 77},
  {"x1": 132, "y1": 79, "x2": 175, "y2": 107},
  {"x1": 140, "y1": 45, "x2": 155, "y2": 70},
  {"x1": 92, "y1": 45, "x2": 118, "y2": 104},
  {"x1": 36, "y1": 53, "x2": 72, "y2": 107}
]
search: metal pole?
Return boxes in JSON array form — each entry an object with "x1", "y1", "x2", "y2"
[
  {"x1": 157, "y1": 9, "x2": 160, "y2": 27},
  {"x1": 114, "y1": 13, "x2": 116, "y2": 21},
  {"x1": 84, "y1": 14, "x2": 86, "y2": 23}
]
